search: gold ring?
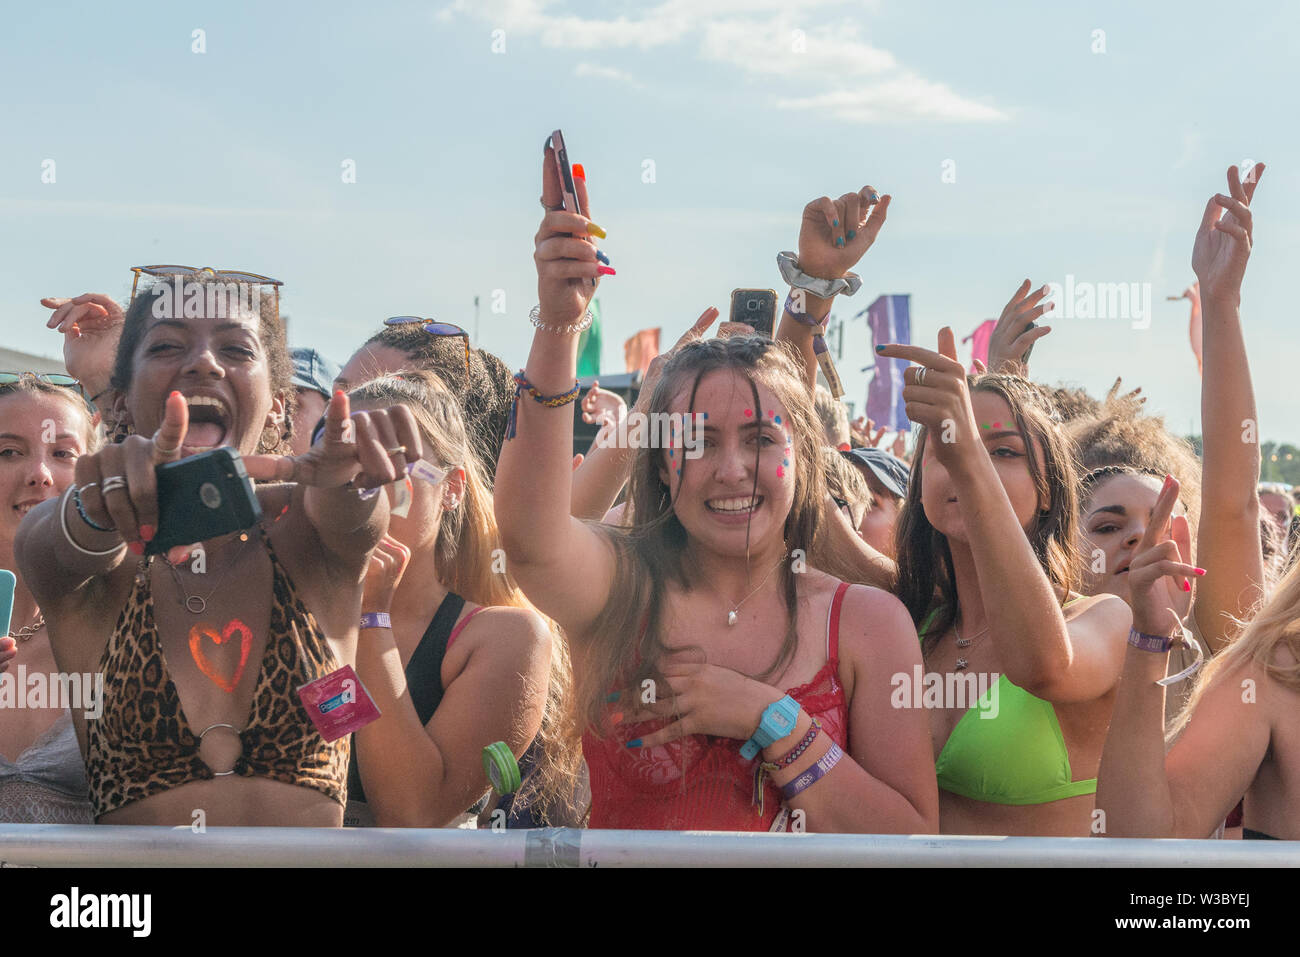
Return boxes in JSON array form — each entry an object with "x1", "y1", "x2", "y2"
[{"x1": 385, "y1": 446, "x2": 407, "y2": 456}]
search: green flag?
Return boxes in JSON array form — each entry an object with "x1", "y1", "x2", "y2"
[{"x1": 576, "y1": 298, "x2": 602, "y2": 377}]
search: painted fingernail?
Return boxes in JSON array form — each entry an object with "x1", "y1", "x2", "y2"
[
  {"x1": 626, "y1": 739, "x2": 642, "y2": 749},
  {"x1": 867, "y1": 190, "x2": 879, "y2": 202},
  {"x1": 606, "y1": 691, "x2": 620, "y2": 702},
  {"x1": 1194, "y1": 567, "x2": 1207, "y2": 576},
  {"x1": 128, "y1": 541, "x2": 145, "y2": 555},
  {"x1": 169, "y1": 391, "x2": 181, "y2": 399},
  {"x1": 595, "y1": 249, "x2": 610, "y2": 265},
  {"x1": 1182, "y1": 580, "x2": 1192, "y2": 592},
  {"x1": 832, "y1": 219, "x2": 839, "y2": 227},
  {"x1": 573, "y1": 163, "x2": 586, "y2": 180},
  {"x1": 334, "y1": 389, "x2": 345, "y2": 399},
  {"x1": 597, "y1": 265, "x2": 617, "y2": 276},
  {"x1": 610, "y1": 712, "x2": 624, "y2": 725},
  {"x1": 835, "y1": 237, "x2": 845, "y2": 247},
  {"x1": 139, "y1": 524, "x2": 156, "y2": 542},
  {"x1": 875, "y1": 345, "x2": 885, "y2": 353},
  {"x1": 586, "y1": 222, "x2": 607, "y2": 239},
  {"x1": 847, "y1": 230, "x2": 857, "y2": 240}
]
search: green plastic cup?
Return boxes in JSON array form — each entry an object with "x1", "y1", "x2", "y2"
[{"x1": 482, "y1": 741, "x2": 521, "y2": 795}]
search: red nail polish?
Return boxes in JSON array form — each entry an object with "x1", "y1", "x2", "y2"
[
  {"x1": 140, "y1": 524, "x2": 156, "y2": 542},
  {"x1": 1194, "y1": 567, "x2": 1207, "y2": 576},
  {"x1": 1182, "y1": 580, "x2": 1191, "y2": 592},
  {"x1": 128, "y1": 541, "x2": 145, "y2": 555},
  {"x1": 335, "y1": 390, "x2": 345, "y2": 399},
  {"x1": 1162, "y1": 474, "x2": 1174, "y2": 492},
  {"x1": 597, "y1": 265, "x2": 616, "y2": 276},
  {"x1": 573, "y1": 163, "x2": 586, "y2": 180},
  {"x1": 170, "y1": 391, "x2": 181, "y2": 399}
]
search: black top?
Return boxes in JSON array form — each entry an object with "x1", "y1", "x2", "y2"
[{"x1": 346, "y1": 592, "x2": 466, "y2": 805}]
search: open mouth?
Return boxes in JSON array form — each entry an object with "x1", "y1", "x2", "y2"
[
  {"x1": 13, "y1": 498, "x2": 48, "y2": 518},
  {"x1": 706, "y1": 495, "x2": 763, "y2": 516},
  {"x1": 183, "y1": 394, "x2": 232, "y2": 453}
]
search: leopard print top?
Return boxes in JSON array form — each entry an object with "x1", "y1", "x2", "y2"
[{"x1": 85, "y1": 527, "x2": 349, "y2": 818}]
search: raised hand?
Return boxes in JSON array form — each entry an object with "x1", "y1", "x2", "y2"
[
  {"x1": 243, "y1": 391, "x2": 423, "y2": 492},
  {"x1": 1193, "y1": 163, "x2": 1264, "y2": 307},
  {"x1": 797, "y1": 185, "x2": 890, "y2": 281},
  {"x1": 1127, "y1": 475, "x2": 1199, "y2": 636},
  {"x1": 987, "y1": 279, "x2": 1054, "y2": 376},
  {"x1": 71, "y1": 390, "x2": 189, "y2": 547},
  {"x1": 581, "y1": 380, "x2": 628, "y2": 439},
  {"x1": 535, "y1": 146, "x2": 606, "y2": 327},
  {"x1": 41, "y1": 293, "x2": 125, "y2": 397},
  {"x1": 850, "y1": 415, "x2": 887, "y2": 448},
  {"x1": 877, "y1": 328, "x2": 980, "y2": 474},
  {"x1": 362, "y1": 534, "x2": 412, "y2": 613}
]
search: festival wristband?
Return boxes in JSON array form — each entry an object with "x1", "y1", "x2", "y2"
[
  {"x1": 783, "y1": 292, "x2": 828, "y2": 329},
  {"x1": 813, "y1": 333, "x2": 845, "y2": 399},
  {"x1": 360, "y1": 612, "x2": 392, "y2": 630},
  {"x1": 1127, "y1": 628, "x2": 1174, "y2": 653},
  {"x1": 1156, "y1": 630, "x2": 1205, "y2": 688},
  {"x1": 780, "y1": 742, "x2": 844, "y2": 800},
  {"x1": 771, "y1": 716, "x2": 823, "y2": 768}
]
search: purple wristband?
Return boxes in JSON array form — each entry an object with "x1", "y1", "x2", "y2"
[
  {"x1": 784, "y1": 292, "x2": 828, "y2": 329},
  {"x1": 1128, "y1": 628, "x2": 1173, "y2": 653},
  {"x1": 360, "y1": 612, "x2": 392, "y2": 630},
  {"x1": 780, "y1": 742, "x2": 843, "y2": 800}
]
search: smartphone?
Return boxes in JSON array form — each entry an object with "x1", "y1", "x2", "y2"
[
  {"x1": 0, "y1": 569, "x2": 15, "y2": 637},
  {"x1": 546, "y1": 129, "x2": 596, "y2": 288},
  {"x1": 729, "y1": 288, "x2": 778, "y2": 338},
  {"x1": 146, "y1": 448, "x2": 262, "y2": 555}
]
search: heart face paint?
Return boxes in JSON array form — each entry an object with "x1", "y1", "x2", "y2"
[{"x1": 189, "y1": 619, "x2": 254, "y2": 693}]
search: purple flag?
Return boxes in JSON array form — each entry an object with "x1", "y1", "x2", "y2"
[{"x1": 863, "y1": 295, "x2": 912, "y2": 431}]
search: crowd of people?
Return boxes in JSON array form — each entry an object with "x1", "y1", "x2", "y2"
[{"x1": 0, "y1": 146, "x2": 1293, "y2": 842}]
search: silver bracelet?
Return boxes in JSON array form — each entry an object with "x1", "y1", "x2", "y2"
[
  {"x1": 59, "y1": 485, "x2": 126, "y2": 557},
  {"x1": 530, "y1": 304, "x2": 593, "y2": 335}
]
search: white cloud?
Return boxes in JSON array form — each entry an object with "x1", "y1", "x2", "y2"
[{"x1": 437, "y1": 0, "x2": 1006, "y2": 124}]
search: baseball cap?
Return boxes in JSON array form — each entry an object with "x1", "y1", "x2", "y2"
[
  {"x1": 841, "y1": 447, "x2": 910, "y2": 499},
  {"x1": 290, "y1": 348, "x2": 341, "y2": 398}
]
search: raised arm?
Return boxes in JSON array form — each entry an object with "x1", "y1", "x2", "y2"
[
  {"x1": 1192, "y1": 163, "x2": 1266, "y2": 654},
  {"x1": 494, "y1": 144, "x2": 617, "y2": 638},
  {"x1": 985, "y1": 279, "x2": 1054, "y2": 377}
]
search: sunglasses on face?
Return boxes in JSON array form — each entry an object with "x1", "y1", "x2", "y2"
[
  {"x1": 382, "y1": 316, "x2": 471, "y2": 382},
  {"x1": 129, "y1": 264, "x2": 283, "y2": 315}
]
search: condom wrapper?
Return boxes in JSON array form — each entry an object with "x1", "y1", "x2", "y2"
[
  {"x1": 408, "y1": 459, "x2": 448, "y2": 487},
  {"x1": 297, "y1": 665, "x2": 381, "y2": 741},
  {"x1": 1156, "y1": 628, "x2": 1204, "y2": 687},
  {"x1": 482, "y1": 741, "x2": 521, "y2": 795}
]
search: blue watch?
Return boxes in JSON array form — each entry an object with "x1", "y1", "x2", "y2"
[{"x1": 740, "y1": 695, "x2": 802, "y2": 760}]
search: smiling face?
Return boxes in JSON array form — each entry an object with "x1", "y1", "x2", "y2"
[
  {"x1": 1079, "y1": 472, "x2": 1167, "y2": 604},
  {"x1": 919, "y1": 391, "x2": 1043, "y2": 542},
  {"x1": 0, "y1": 391, "x2": 89, "y2": 545},
  {"x1": 123, "y1": 310, "x2": 284, "y2": 458},
  {"x1": 660, "y1": 368, "x2": 797, "y2": 558}
]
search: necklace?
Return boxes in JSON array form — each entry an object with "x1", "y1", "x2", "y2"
[
  {"x1": 9, "y1": 613, "x2": 45, "y2": 643},
  {"x1": 726, "y1": 553, "x2": 788, "y2": 626},
  {"x1": 953, "y1": 617, "x2": 990, "y2": 672},
  {"x1": 162, "y1": 535, "x2": 252, "y2": 615}
]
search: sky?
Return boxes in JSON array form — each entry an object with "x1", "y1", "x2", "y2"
[{"x1": 1, "y1": 0, "x2": 1296, "y2": 442}]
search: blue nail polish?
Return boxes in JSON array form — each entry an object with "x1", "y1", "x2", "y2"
[
  {"x1": 836, "y1": 237, "x2": 845, "y2": 247},
  {"x1": 606, "y1": 691, "x2": 620, "y2": 703},
  {"x1": 847, "y1": 230, "x2": 856, "y2": 240},
  {"x1": 596, "y1": 249, "x2": 610, "y2": 265},
  {"x1": 875, "y1": 345, "x2": 885, "y2": 353},
  {"x1": 832, "y1": 219, "x2": 839, "y2": 227},
  {"x1": 626, "y1": 739, "x2": 642, "y2": 748}
]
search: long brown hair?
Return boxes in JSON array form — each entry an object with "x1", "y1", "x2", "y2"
[
  {"x1": 580, "y1": 336, "x2": 832, "y2": 736},
  {"x1": 347, "y1": 371, "x2": 579, "y2": 821},
  {"x1": 895, "y1": 373, "x2": 1081, "y2": 653}
]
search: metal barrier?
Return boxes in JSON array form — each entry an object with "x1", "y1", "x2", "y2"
[{"x1": 2, "y1": 825, "x2": 1297, "y2": 867}]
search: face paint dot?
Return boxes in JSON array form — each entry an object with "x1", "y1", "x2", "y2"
[
  {"x1": 774, "y1": 415, "x2": 781, "y2": 425},
  {"x1": 980, "y1": 423, "x2": 990, "y2": 430},
  {"x1": 702, "y1": 412, "x2": 708, "y2": 419},
  {"x1": 744, "y1": 409, "x2": 753, "y2": 418},
  {"x1": 668, "y1": 448, "x2": 674, "y2": 457},
  {"x1": 992, "y1": 421, "x2": 1002, "y2": 429},
  {"x1": 783, "y1": 459, "x2": 789, "y2": 467},
  {"x1": 767, "y1": 409, "x2": 775, "y2": 418}
]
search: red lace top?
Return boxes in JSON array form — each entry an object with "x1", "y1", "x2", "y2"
[{"x1": 583, "y1": 582, "x2": 851, "y2": 831}]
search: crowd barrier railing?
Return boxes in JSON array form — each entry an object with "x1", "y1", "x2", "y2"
[{"x1": 1, "y1": 825, "x2": 1297, "y2": 867}]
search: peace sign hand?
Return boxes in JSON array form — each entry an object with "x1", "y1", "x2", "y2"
[
  {"x1": 1127, "y1": 475, "x2": 1199, "y2": 637},
  {"x1": 243, "y1": 391, "x2": 423, "y2": 492},
  {"x1": 797, "y1": 185, "x2": 890, "y2": 282},
  {"x1": 1193, "y1": 163, "x2": 1264, "y2": 308}
]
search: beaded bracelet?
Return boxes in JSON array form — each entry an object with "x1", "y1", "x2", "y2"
[
  {"x1": 529, "y1": 304, "x2": 594, "y2": 336},
  {"x1": 71, "y1": 484, "x2": 115, "y2": 532},
  {"x1": 781, "y1": 742, "x2": 844, "y2": 801},
  {"x1": 505, "y1": 371, "x2": 581, "y2": 440}
]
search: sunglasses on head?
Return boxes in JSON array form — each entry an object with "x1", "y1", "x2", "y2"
[
  {"x1": 382, "y1": 316, "x2": 471, "y2": 382},
  {"x1": 0, "y1": 372, "x2": 89, "y2": 401},
  {"x1": 129, "y1": 264, "x2": 283, "y2": 315}
]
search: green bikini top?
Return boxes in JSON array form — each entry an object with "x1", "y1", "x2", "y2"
[{"x1": 921, "y1": 604, "x2": 1097, "y2": 807}]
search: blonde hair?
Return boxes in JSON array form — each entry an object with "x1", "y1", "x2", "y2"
[
  {"x1": 0, "y1": 378, "x2": 101, "y2": 453},
  {"x1": 347, "y1": 371, "x2": 579, "y2": 821}
]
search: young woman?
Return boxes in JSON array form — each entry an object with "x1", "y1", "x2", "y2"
[
  {"x1": 493, "y1": 146, "x2": 936, "y2": 832},
  {"x1": 1, "y1": 375, "x2": 97, "y2": 823},
  {"x1": 875, "y1": 336, "x2": 1133, "y2": 837},
  {"x1": 1095, "y1": 164, "x2": 1290, "y2": 838},
  {"x1": 17, "y1": 272, "x2": 420, "y2": 826},
  {"x1": 342, "y1": 371, "x2": 579, "y2": 827}
]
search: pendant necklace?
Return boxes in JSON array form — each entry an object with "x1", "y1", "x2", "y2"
[
  {"x1": 162, "y1": 534, "x2": 251, "y2": 615},
  {"x1": 726, "y1": 553, "x2": 788, "y2": 626},
  {"x1": 953, "y1": 617, "x2": 990, "y2": 672}
]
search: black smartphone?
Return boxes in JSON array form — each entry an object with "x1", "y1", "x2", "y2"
[
  {"x1": 546, "y1": 129, "x2": 596, "y2": 288},
  {"x1": 729, "y1": 288, "x2": 778, "y2": 338},
  {"x1": 146, "y1": 448, "x2": 262, "y2": 555}
]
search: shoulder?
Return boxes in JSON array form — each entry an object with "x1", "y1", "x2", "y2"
[
  {"x1": 1064, "y1": 592, "x2": 1131, "y2": 638},
  {"x1": 453, "y1": 603, "x2": 552, "y2": 657},
  {"x1": 832, "y1": 579, "x2": 922, "y2": 668}
]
